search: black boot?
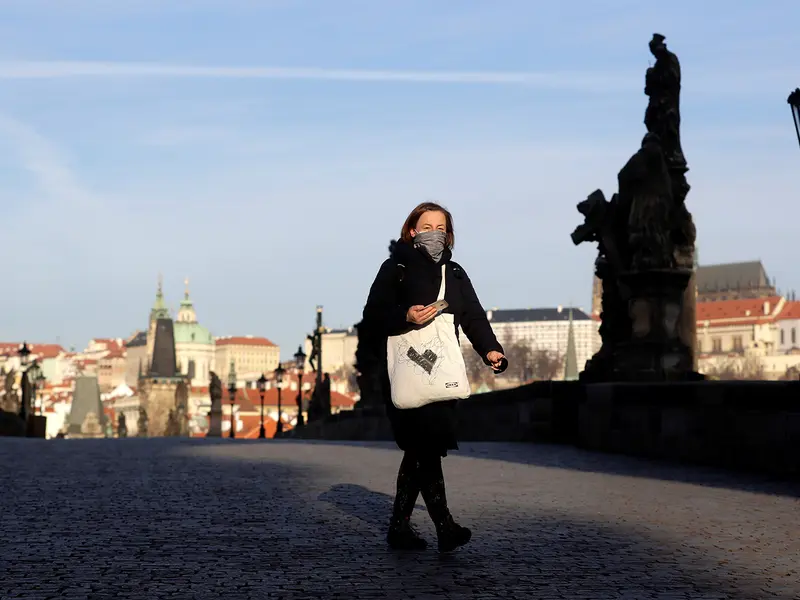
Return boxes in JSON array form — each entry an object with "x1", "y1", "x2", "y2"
[
  {"x1": 434, "y1": 514, "x2": 472, "y2": 553},
  {"x1": 387, "y1": 453, "x2": 427, "y2": 550},
  {"x1": 418, "y1": 455, "x2": 472, "y2": 553}
]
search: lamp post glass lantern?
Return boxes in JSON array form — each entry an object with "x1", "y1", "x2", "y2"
[
  {"x1": 789, "y1": 88, "x2": 800, "y2": 150},
  {"x1": 257, "y1": 373, "x2": 268, "y2": 439},
  {"x1": 28, "y1": 361, "x2": 42, "y2": 416},
  {"x1": 227, "y1": 361, "x2": 237, "y2": 439},
  {"x1": 294, "y1": 346, "x2": 306, "y2": 427},
  {"x1": 18, "y1": 342, "x2": 30, "y2": 368},
  {"x1": 274, "y1": 364, "x2": 285, "y2": 435}
]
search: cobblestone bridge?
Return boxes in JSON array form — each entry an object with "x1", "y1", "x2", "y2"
[{"x1": 1, "y1": 439, "x2": 798, "y2": 599}]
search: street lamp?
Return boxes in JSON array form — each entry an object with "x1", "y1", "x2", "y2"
[
  {"x1": 17, "y1": 343, "x2": 31, "y2": 421},
  {"x1": 789, "y1": 88, "x2": 800, "y2": 150},
  {"x1": 274, "y1": 363, "x2": 285, "y2": 436},
  {"x1": 257, "y1": 373, "x2": 268, "y2": 439},
  {"x1": 227, "y1": 360, "x2": 237, "y2": 439},
  {"x1": 294, "y1": 346, "x2": 306, "y2": 427},
  {"x1": 28, "y1": 361, "x2": 43, "y2": 416}
]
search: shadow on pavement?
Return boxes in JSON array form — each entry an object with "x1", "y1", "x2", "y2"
[
  {"x1": 1, "y1": 438, "x2": 794, "y2": 600},
  {"x1": 278, "y1": 438, "x2": 800, "y2": 499}
]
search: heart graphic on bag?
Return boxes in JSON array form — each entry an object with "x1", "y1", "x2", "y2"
[{"x1": 406, "y1": 347, "x2": 438, "y2": 374}]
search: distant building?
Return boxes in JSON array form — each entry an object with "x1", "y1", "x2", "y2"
[
  {"x1": 124, "y1": 331, "x2": 147, "y2": 388},
  {"x1": 696, "y1": 260, "x2": 777, "y2": 302},
  {"x1": 303, "y1": 327, "x2": 358, "y2": 375},
  {"x1": 214, "y1": 336, "x2": 280, "y2": 383},
  {"x1": 474, "y1": 306, "x2": 601, "y2": 373}
]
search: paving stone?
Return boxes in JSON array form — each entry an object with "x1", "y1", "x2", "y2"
[{"x1": 0, "y1": 438, "x2": 798, "y2": 599}]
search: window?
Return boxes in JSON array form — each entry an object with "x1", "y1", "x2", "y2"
[
  {"x1": 793, "y1": 328, "x2": 797, "y2": 345},
  {"x1": 732, "y1": 336, "x2": 743, "y2": 351},
  {"x1": 712, "y1": 337, "x2": 722, "y2": 353},
  {"x1": 781, "y1": 329, "x2": 785, "y2": 345}
]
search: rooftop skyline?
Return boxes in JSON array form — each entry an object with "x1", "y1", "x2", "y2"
[{"x1": 1, "y1": 0, "x2": 799, "y2": 357}]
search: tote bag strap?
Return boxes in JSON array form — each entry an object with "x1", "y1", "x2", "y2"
[{"x1": 436, "y1": 264, "x2": 447, "y2": 301}]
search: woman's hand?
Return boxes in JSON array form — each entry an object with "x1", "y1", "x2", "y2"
[
  {"x1": 406, "y1": 305, "x2": 437, "y2": 325},
  {"x1": 486, "y1": 351, "x2": 506, "y2": 371}
]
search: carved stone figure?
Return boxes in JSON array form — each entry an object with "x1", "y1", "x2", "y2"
[
  {"x1": 572, "y1": 34, "x2": 699, "y2": 382},
  {"x1": 206, "y1": 372, "x2": 223, "y2": 437},
  {"x1": 2, "y1": 369, "x2": 18, "y2": 413},
  {"x1": 164, "y1": 409, "x2": 179, "y2": 436},
  {"x1": 117, "y1": 412, "x2": 128, "y2": 438},
  {"x1": 137, "y1": 406, "x2": 149, "y2": 437}
]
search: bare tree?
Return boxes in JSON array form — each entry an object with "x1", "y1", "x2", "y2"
[
  {"x1": 704, "y1": 356, "x2": 766, "y2": 380},
  {"x1": 530, "y1": 349, "x2": 565, "y2": 381}
]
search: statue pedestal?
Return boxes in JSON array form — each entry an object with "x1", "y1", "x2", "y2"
[
  {"x1": 207, "y1": 408, "x2": 222, "y2": 437},
  {"x1": 613, "y1": 268, "x2": 698, "y2": 381},
  {"x1": 26, "y1": 415, "x2": 47, "y2": 438}
]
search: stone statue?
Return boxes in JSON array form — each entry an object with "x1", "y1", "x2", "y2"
[
  {"x1": 174, "y1": 380, "x2": 190, "y2": 437},
  {"x1": 137, "y1": 406, "x2": 149, "y2": 437},
  {"x1": 2, "y1": 369, "x2": 17, "y2": 413},
  {"x1": 206, "y1": 372, "x2": 223, "y2": 437},
  {"x1": 164, "y1": 409, "x2": 179, "y2": 436},
  {"x1": 620, "y1": 133, "x2": 675, "y2": 271},
  {"x1": 572, "y1": 34, "x2": 698, "y2": 382},
  {"x1": 117, "y1": 412, "x2": 128, "y2": 438},
  {"x1": 644, "y1": 33, "x2": 695, "y2": 267}
]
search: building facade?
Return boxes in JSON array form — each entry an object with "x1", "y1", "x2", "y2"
[
  {"x1": 303, "y1": 327, "x2": 358, "y2": 375},
  {"x1": 473, "y1": 306, "x2": 601, "y2": 374},
  {"x1": 696, "y1": 261, "x2": 777, "y2": 302},
  {"x1": 214, "y1": 336, "x2": 280, "y2": 383}
]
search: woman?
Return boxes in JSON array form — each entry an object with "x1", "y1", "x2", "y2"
[{"x1": 362, "y1": 201, "x2": 506, "y2": 553}]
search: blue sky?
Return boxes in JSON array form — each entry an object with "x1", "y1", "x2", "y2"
[{"x1": 1, "y1": 0, "x2": 799, "y2": 357}]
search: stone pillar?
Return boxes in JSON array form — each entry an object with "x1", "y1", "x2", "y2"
[{"x1": 678, "y1": 269, "x2": 698, "y2": 370}]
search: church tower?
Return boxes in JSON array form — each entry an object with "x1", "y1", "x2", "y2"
[
  {"x1": 146, "y1": 274, "x2": 170, "y2": 368},
  {"x1": 177, "y1": 278, "x2": 197, "y2": 324}
]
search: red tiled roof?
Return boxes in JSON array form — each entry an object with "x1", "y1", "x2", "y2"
[
  {"x1": 215, "y1": 336, "x2": 276, "y2": 347},
  {"x1": 777, "y1": 301, "x2": 800, "y2": 320},
  {"x1": 696, "y1": 296, "x2": 783, "y2": 327},
  {"x1": 0, "y1": 342, "x2": 65, "y2": 359},
  {"x1": 101, "y1": 349, "x2": 126, "y2": 360}
]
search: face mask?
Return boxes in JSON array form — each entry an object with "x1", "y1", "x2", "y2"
[{"x1": 413, "y1": 230, "x2": 447, "y2": 263}]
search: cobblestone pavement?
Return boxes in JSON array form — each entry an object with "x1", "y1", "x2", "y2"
[{"x1": 1, "y1": 439, "x2": 799, "y2": 600}]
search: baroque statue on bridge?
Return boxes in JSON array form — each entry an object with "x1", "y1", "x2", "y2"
[{"x1": 571, "y1": 34, "x2": 700, "y2": 382}]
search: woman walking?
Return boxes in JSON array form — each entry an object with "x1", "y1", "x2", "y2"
[{"x1": 362, "y1": 202, "x2": 506, "y2": 553}]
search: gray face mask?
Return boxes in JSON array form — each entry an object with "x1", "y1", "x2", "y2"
[{"x1": 413, "y1": 230, "x2": 447, "y2": 263}]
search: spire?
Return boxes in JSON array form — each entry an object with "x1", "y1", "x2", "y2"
[
  {"x1": 150, "y1": 274, "x2": 170, "y2": 322},
  {"x1": 177, "y1": 276, "x2": 197, "y2": 323},
  {"x1": 563, "y1": 308, "x2": 579, "y2": 381}
]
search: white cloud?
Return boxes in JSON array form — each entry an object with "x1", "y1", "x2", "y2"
[
  {"x1": 0, "y1": 113, "x2": 98, "y2": 212},
  {"x1": 0, "y1": 60, "x2": 796, "y2": 96},
  {"x1": 0, "y1": 60, "x2": 639, "y2": 93}
]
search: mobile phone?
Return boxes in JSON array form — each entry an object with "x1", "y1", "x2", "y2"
[{"x1": 426, "y1": 300, "x2": 449, "y2": 314}]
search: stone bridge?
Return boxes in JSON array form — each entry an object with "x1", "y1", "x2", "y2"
[{"x1": 1, "y1": 438, "x2": 798, "y2": 599}]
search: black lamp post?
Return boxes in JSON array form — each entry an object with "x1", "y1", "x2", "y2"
[
  {"x1": 274, "y1": 364, "x2": 285, "y2": 436},
  {"x1": 789, "y1": 88, "x2": 800, "y2": 150},
  {"x1": 294, "y1": 346, "x2": 306, "y2": 427},
  {"x1": 227, "y1": 360, "x2": 237, "y2": 439},
  {"x1": 17, "y1": 343, "x2": 31, "y2": 421},
  {"x1": 28, "y1": 361, "x2": 43, "y2": 417},
  {"x1": 257, "y1": 373, "x2": 267, "y2": 439}
]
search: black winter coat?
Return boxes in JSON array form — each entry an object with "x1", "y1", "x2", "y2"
[{"x1": 361, "y1": 240, "x2": 503, "y2": 456}]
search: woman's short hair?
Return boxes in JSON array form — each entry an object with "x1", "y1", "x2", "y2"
[{"x1": 400, "y1": 202, "x2": 455, "y2": 248}]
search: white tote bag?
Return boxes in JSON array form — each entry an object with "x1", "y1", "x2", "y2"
[{"x1": 387, "y1": 264, "x2": 471, "y2": 409}]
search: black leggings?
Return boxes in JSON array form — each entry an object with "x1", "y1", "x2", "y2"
[{"x1": 392, "y1": 450, "x2": 449, "y2": 524}]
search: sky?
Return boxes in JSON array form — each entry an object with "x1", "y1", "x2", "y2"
[{"x1": 1, "y1": 0, "x2": 799, "y2": 358}]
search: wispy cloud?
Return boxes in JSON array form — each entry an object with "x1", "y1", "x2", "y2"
[
  {"x1": 0, "y1": 60, "x2": 796, "y2": 96},
  {"x1": 0, "y1": 60, "x2": 637, "y2": 92},
  {"x1": 0, "y1": 113, "x2": 98, "y2": 212}
]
